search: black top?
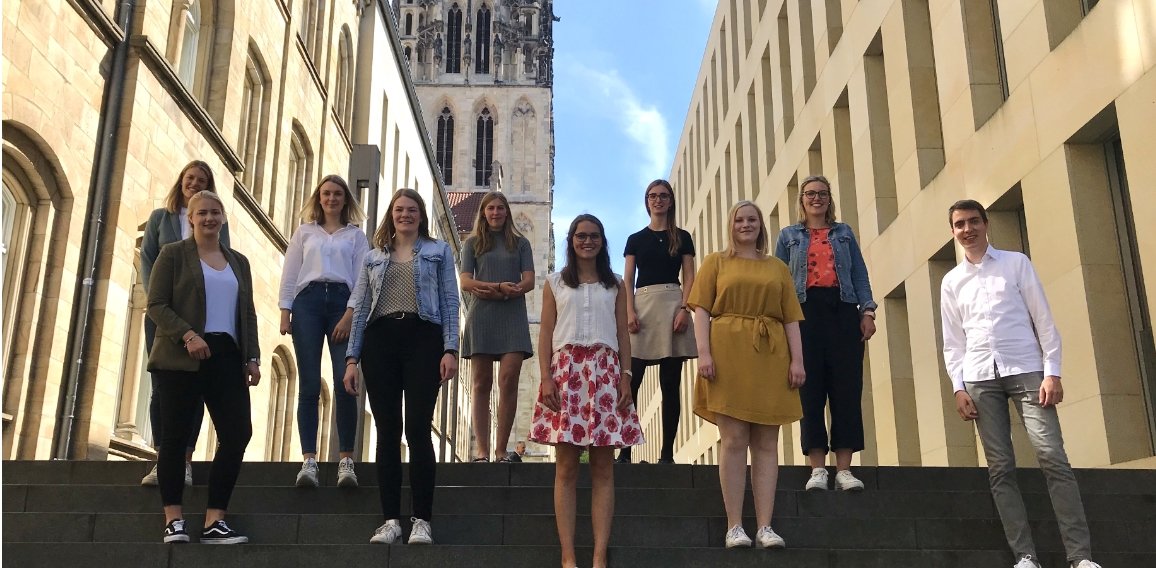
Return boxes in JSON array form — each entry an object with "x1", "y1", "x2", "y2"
[{"x1": 624, "y1": 227, "x2": 695, "y2": 288}]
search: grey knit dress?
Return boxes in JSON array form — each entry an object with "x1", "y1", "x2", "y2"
[{"x1": 460, "y1": 233, "x2": 534, "y2": 359}]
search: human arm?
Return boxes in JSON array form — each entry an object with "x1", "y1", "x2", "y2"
[
  {"x1": 278, "y1": 227, "x2": 307, "y2": 334},
  {"x1": 689, "y1": 255, "x2": 719, "y2": 381},
  {"x1": 497, "y1": 237, "x2": 537, "y2": 299},
  {"x1": 845, "y1": 229, "x2": 878, "y2": 340},
  {"x1": 785, "y1": 321, "x2": 805, "y2": 389},
  {"x1": 624, "y1": 255, "x2": 640, "y2": 333},
  {"x1": 939, "y1": 279, "x2": 977, "y2": 419},
  {"x1": 538, "y1": 279, "x2": 560, "y2": 412},
  {"x1": 140, "y1": 209, "x2": 165, "y2": 292},
  {"x1": 615, "y1": 279, "x2": 634, "y2": 412},
  {"x1": 1017, "y1": 256, "x2": 1063, "y2": 406},
  {"x1": 437, "y1": 241, "x2": 460, "y2": 382},
  {"x1": 238, "y1": 254, "x2": 261, "y2": 386},
  {"x1": 672, "y1": 253, "x2": 696, "y2": 333}
]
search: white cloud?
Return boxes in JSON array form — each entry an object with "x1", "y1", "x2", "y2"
[{"x1": 698, "y1": 0, "x2": 719, "y2": 15}]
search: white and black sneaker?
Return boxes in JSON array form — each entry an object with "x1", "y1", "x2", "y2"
[
  {"x1": 201, "y1": 520, "x2": 248, "y2": 544},
  {"x1": 163, "y1": 519, "x2": 190, "y2": 543},
  {"x1": 296, "y1": 457, "x2": 320, "y2": 487}
]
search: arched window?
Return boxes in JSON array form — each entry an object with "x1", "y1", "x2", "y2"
[
  {"x1": 474, "y1": 4, "x2": 491, "y2": 74},
  {"x1": 404, "y1": 12, "x2": 413, "y2": 35},
  {"x1": 436, "y1": 107, "x2": 454, "y2": 185},
  {"x1": 238, "y1": 45, "x2": 270, "y2": 200},
  {"x1": 177, "y1": 0, "x2": 202, "y2": 88},
  {"x1": 299, "y1": 0, "x2": 325, "y2": 67},
  {"x1": 475, "y1": 108, "x2": 494, "y2": 187},
  {"x1": 446, "y1": 3, "x2": 462, "y2": 73},
  {"x1": 266, "y1": 351, "x2": 296, "y2": 461},
  {"x1": 335, "y1": 28, "x2": 355, "y2": 133},
  {"x1": 285, "y1": 125, "x2": 314, "y2": 235}
]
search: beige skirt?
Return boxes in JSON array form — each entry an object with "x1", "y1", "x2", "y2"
[{"x1": 630, "y1": 284, "x2": 698, "y2": 360}]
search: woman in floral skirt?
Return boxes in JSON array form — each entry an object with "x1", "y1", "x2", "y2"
[{"x1": 530, "y1": 214, "x2": 643, "y2": 568}]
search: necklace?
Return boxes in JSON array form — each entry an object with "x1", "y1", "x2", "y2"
[{"x1": 653, "y1": 229, "x2": 666, "y2": 243}]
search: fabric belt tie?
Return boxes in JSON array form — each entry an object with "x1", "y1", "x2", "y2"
[{"x1": 715, "y1": 313, "x2": 778, "y2": 353}]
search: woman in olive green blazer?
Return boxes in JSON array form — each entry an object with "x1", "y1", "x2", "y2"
[{"x1": 146, "y1": 190, "x2": 259, "y2": 545}]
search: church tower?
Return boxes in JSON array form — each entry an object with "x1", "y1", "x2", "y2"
[{"x1": 395, "y1": 0, "x2": 556, "y2": 457}]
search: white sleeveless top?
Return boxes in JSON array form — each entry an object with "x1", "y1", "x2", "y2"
[
  {"x1": 201, "y1": 260, "x2": 238, "y2": 341},
  {"x1": 547, "y1": 271, "x2": 621, "y2": 352}
]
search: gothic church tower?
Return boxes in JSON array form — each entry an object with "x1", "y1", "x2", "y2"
[{"x1": 394, "y1": 0, "x2": 556, "y2": 457}]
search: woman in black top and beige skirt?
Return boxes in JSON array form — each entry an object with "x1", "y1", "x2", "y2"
[{"x1": 617, "y1": 179, "x2": 697, "y2": 464}]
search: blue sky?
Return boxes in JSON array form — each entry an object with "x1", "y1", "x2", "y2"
[{"x1": 551, "y1": 1, "x2": 716, "y2": 273}]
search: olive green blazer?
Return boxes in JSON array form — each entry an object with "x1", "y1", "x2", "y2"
[{"x1": 146, "y1": 238, "x2": 260, "y2": 372}]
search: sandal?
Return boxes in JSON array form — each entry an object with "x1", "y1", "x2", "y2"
[
  {"x1": 496, "y1": 456, "x2": 513, "y2": 463},
  {"x1": 470, "y1": 457, "x2": 490, "y2": 463}
]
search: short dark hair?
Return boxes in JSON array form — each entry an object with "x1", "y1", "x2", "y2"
[{"x1": 948, "y1": 199, "x2": 988, "y2": 225}]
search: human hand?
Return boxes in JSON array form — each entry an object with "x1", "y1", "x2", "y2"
[
  {"x1": 617, "y1": 377, "x2": 633, "y2": 412},
  {"x1": 788, "y1": 359, "x2": 806, "y2": 389},
  {"x1": 279, "y1": 310, "x2": 291, "y2": 335},
  {"x1": 1039, "y1": 376, "x2": 1063, "y2": 407},
  {"x1": 539, "y1": 379, "x2": 561, "y2": 412},
  {"x1": 332, "y1": 312, "x2": 353, "y2": 343},
  {"x1": 672, "y1": 309, "x2": 689, "y2": 333},
  {"x1": 860, "y1": 315, "x2": 876, "y2": 341},
  {"x1": 185, "y1": 335, "x2": 211, "y2": 360},
  {"x1": 245, "y1": 362, "x2": 261, "y2": 386},
  {"x1": 343, "y1": 363, "x2": 359, "y2": 395},
  {"x1": 955, "y1": 391, "x2": 978, "y2": 421},
  {"x1": 627, "y1": 309, "x2": 640, "y2": 334},
  {"x1": 697, "y1": 353, "x2": 715, "y2": 381},
  {"x1": 440, "y1": 353, "x2": 458, "y2": 383}
]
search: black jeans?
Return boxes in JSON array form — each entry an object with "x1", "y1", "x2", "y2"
[
  {"x1": 154, "y1": 333, "x2": 252, "y2": 509},
  {"x1": 799, "y1": 287, "x2": 865, "y2": 455},
  {"x1": 360, "y1": 316, "x2": 443, "y2": 521},
  {"x1": 618, "y1": 357, "x2": 684, "y2": 462},
  {"x1": 145, "y1": 317, "x2": 205, "y2": 452}
]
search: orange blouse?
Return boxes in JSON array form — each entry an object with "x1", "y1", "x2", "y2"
[{"x1": 805, "y1": 228, "x2": 838, "y2": 288}]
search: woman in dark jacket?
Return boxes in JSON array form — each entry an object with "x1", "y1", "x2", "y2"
[
  {"x1": 148, "y1": 190, "x2": 258, "y2": 544},
  {"x1": 774, "y1": 175, "x2": 876, "y2": 492}
]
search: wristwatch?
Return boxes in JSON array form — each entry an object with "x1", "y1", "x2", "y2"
[
  {"x1": 862, "y1": 310, "x2": 876, "y2": 320},
  {"x1": 248, "y1": 358, "x2": 260, "y2": 366},
  {"x1": 444, "y1": 349, "x2": 459, "y2": 357}
]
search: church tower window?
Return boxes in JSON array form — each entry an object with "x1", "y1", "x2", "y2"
[
  {"x1": 436, "y1": 107, "x2": 455, "y2": 185},
  {"x1": 475, "y1": 5, "x2": 491, "y2": 74},
  {"x1": 446, "y1": 4, "x2": 463, "y2": 73},
  {"x1": 475, "y1": 108, "x2": 494, "y2": 187}
]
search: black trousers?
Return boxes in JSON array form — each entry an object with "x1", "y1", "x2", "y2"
[
  {"x1": 360, "y1": 316, "x2": 443, "y2": 521},
  {"x1": 145, "y1": 317, "x2": 205, "y2": 452},
  {"x1": 799, "y1": 287, "x2": 865, "y2": 456},
  {"x1": 155, "y1": 333, "x2": 252, "y2": 509},
  {"x1": 618, "y1": 357, "x2": 684, "y2": 461}
]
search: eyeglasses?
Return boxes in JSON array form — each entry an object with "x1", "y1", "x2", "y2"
[
  {"x1": 574, "y1": 232, "x2": 603, "y2": 243},
  {"x1": 803, "y1": 190, "x2": 831, "y2": 200},
  {"x1": 646, "y1": 193, "x2": 672, "y2": 202}
]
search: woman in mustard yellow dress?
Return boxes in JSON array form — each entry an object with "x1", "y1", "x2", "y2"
[{"x1": 688, "y1": 200, "x2": 805, "y2": 551}]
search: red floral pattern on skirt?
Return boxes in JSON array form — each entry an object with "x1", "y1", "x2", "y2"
[{"x1": 529, "y1": 344, "x2": 645, "y2": 448}]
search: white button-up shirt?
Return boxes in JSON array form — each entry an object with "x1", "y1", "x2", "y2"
[
  {"x1": 940, "y1": 246, "x2": 1062, "y2": 393},
  {"x1": 278, "y1": 222, "x2": 371, "y2": 309},
  {"x1": 547, "y1": 272, "x2": 622, "y2": 353}
]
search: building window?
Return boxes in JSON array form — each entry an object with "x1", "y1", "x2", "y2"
[
  {"x1": 474, "y1": 4, "x2": 491, "y2": 74},
  {"x1": 336, "y1": 28, "x2": 355, "y2": 133},
  {"x1": 1, "y1": 178, "x2": 27, "y2": 357},
  {"x1": 238, "y1": 46, "x2": 270, "y2": 200},
  {"x1": 475, "y1": 108, "x2": 494, "y2": 187},
  {"x1": 177, "y1": 0, "x2": 202, "y2": 88},
  {"x1": 299, "y1": 0, "x2": 325, "y2": 67},
  {"x1": 285, "y1": 126, "x2": 314, "y2": 234},
  {"x1": 446, "y1": 3, "x2": 463, "y2": 73},
  {"x1": 436, "y1": 107, "x2": 455, "y2": 185},
  {"x1": 405, "y1": 12, "x2": 414, "y2": 36},
  {"x1": 266, "y1": 352, "x2": 296, "y2": 461}
]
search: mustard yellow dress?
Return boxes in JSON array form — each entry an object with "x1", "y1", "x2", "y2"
[{"x1": 688, "y1": 253, "x2": 804, "y2": 425}]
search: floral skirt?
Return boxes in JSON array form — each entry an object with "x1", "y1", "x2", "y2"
[{"x1": 529, "y1": 344, "x2": 645, "y2": 448}]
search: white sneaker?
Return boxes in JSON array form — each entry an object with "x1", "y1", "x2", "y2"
[
  {"x1": 184, "y1": 462, "x2": 193, "y2": 486},
  {"x1": 1071, "y1": 561, "x2": 1102, "y2": 568},
  {"x1": 1014, "y1": 556, "x2": 1041, "y2": 568},
  {"x1": 141, "y1": 464, "x2": 159, "y2": 486},
  {"x1": 724, "y1": 524, "x2": 752, "y2": 548},
  {"x1": 834, "y1": 470, "x2": 864, "y2": 491},
  {"x1": 296, "y1": 458, "x2": 319, "y2": 487},
  {"x1": 754, "y1": 526, "x2": 786, "y2": 549},
  {"x1": 408, "y1": 517, "x2": 433, "y2": 544},
  {"x1": 370, "y1": 519, "x2": 402, "y2": 544},
  {"x1": 337, "y1": 457, "x2": 358, "y2": 488},
  {"x1": 805, "y1": 468, "x2": 829, "y2": 491}
]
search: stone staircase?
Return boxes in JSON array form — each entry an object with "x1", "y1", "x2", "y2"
[{"x1": 3, "y1": 460, "x2": 1155, "y2": 567}]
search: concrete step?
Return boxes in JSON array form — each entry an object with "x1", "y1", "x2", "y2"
[
  {"x1": 4, "y1": 511, "x2": 1152, "y2": 552},
  {"x1": 4, "y1": 543, "x2": 1154, "y2": 568},
  {"x1": 5, "y1": 461, "x2": 1156, "y2": 494}
]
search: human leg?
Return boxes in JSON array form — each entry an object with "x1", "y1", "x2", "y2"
[
  {"x1": 197, "y1": 334, "x2": 251, "y2": 524},
  {"x1": 657, "y1": 358, "x2": 683, "y2": 462},
  {"x1": 291, "y1": 286, "x2": 326, "y2": 457},
  {"x1": 325, "y1": 284, "x2": 358, "y2": 457},
  {"x1": 715, "y1": 414, "x2": 751, "y2": 532},
  {"x1": 554, "y1": 443, "x2": 581, "y2": 568},
  {"x1": 401, "y1": 320, "x2": 443, "y2": 522},
  {"x1": 360, "y1": 319, "x2": 406, "y2": 521},
  {"x1": 154, "y1": 368, "x2": 199, "y2": 520},
  {"x1": 616, "y1": 358, "x2": 649, "y2": 463},
  {"x1": 589, "y1": 446, "x2": 615, "y2": 568},
  {"x1": 471, "y1": 355, "x2": 496, "y2": 460},
  {"x1": 494, "y1": 352, "x2": 525, "y2": 460}
]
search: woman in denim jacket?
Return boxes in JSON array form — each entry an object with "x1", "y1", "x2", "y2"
[
  {"x1": 342, "y1": 188, "x2": 460, "y2": 546},
  {"x1": 774, "y1": 175, "x2": 876, "y2": 492}
]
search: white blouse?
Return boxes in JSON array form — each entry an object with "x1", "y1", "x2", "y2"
[
  {"x1": 201, "y1": 260, "x2": 238, "y2": 341},
  {"x1": 547, "y1": 271, "x2": 621, "y2": 353},
  {"x1": 278, "y1": 223, "x2": 371, "y2": 309}
]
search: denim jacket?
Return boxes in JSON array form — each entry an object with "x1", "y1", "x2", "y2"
[
  {"x1": 346, "y1": 238, "x2": 460, "y2": 360},
  {"x1": 774, "y1": 222, "x2": 877, "y2": 313}
]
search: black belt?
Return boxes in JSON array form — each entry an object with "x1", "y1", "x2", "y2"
[{"x1": 382, "y1": 311, "x2": 418, "y2": 320}]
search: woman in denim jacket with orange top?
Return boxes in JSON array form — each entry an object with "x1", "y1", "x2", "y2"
[
  {"x1": 774, "y1": 175, "x2": 876, "y2": 492},
  {"x1": 342, "y1": 188, "x2": 460, "y2": 547}
]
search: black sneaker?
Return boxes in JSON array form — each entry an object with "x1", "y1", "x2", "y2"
[
  {"x1": 201, "y1": 520, "x2": 248, "y2": 544},
  {"x1": 163, "y1": 519, "x2": 189, "y2": 543}
]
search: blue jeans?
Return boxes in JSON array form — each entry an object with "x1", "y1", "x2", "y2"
[
  {"x1": 292, "y1": 281, "x2": 358, "y2": 454},
  {"x1": 145, "y1": 317, "x2": 204, "y2": 453}
]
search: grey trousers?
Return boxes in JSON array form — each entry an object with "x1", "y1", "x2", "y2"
[{"x1": 965, "y1": 371, "x2": 1092, "y2": 562}]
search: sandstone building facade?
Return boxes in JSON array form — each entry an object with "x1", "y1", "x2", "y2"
[{"x1": 638, "y1": 0, "x2": 1156, "y2": 469}]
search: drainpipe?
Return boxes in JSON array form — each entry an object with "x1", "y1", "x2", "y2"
[{"x1": 54, "y1": 0, "x2": 136, "y2": 460}]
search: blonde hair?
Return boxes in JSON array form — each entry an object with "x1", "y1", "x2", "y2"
[
  {"x1": 794, "y1": 175, "x2": 838, "y2": 225},
  {"x1": 165, "y1": 160, "x2": 216, "y2": 213},
  {"x1": 470, "y1": 191, "x2": 523, "y2": 256},
  {"x1": 185, "y1": 190, "x2": 228, "y2": 231},
  {"x1": 373, "y1": 188, "x2": 431, "y2": 250},
  {"x1": 725, "y1": 200, "x2": 768, "y2": 257},
  {"x1": 299, "y1": 174, "x2": 365, "y2": 225}
]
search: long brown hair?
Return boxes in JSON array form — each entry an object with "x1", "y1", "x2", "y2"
[
  {"x1": 373, "y1": 188, "x2": 431, "y2": 249},
  {"x1": 560, "y1": 214, "x2": 617, "y2": 289},
  {"x1": 795, "y1": 175, "x2": 838, "y2": 225},
  {"x1": 644, "y1": 179, "x2": 682, "y2": 256},
  {"x1": 726, "y1": 200, "x2": 769, "y2": 257},
  {"x1": 299, "y1": 174, "x2": 365, "y2": 225},
  {"x1": 164, "y1": 160, "x2": 216, "y2": 213},
  {"x1": 470, "y1": 191, "x2": 523, "y2": 256}
]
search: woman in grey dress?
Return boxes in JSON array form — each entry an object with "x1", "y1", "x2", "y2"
[{"x1": 460, "y1": 192, "x2": 535, "y2": 462}]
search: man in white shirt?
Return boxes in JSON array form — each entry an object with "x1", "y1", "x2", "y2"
[{"x1": 939, "y1": 200, "x2": 1101, "y2": 568}]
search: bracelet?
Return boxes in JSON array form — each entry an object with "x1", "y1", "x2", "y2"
[
  {"x1": 623, "y1": 370, "x2": 633, "y2": 377},
  {"x1": 184, "y1": 334, "x2": 199, "y2": 346},
  {"x1": 862, "y1": 312, "x2": 876, "y2": 320},
  {"x1": 346, "y1": 361, "x2": 358, "y2": 367}
]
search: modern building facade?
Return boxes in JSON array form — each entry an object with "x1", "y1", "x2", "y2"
[
  {"x1": 395, "y1": 0, "x2": 556, "y2": 458},
  {"x1": 2, "y1": 0, "x2": 465, "y2": 463},
  {"x1": 642, "y1": 0, "x2": 1156, "y2": 469}
]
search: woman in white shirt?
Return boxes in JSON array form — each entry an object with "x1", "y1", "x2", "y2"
[
  {"x1": 278, "y1": 175, "x2": 370, "y2": 488},
  {"x1": 530, "y1": 214, "x2": 643, "y2": 568}
]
